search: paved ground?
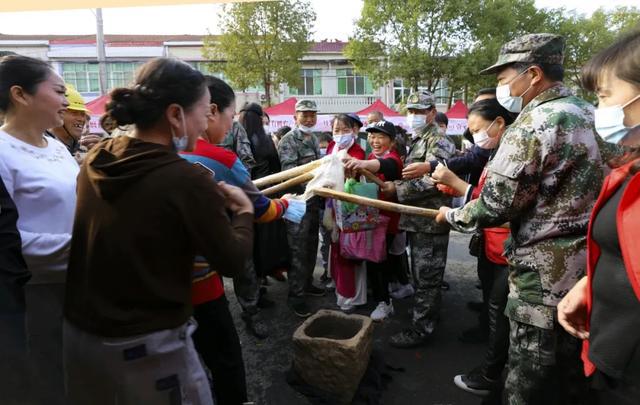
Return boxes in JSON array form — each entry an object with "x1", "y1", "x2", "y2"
[{"x1": 224, "y1": 232, "x2": 487, "y2": 405}]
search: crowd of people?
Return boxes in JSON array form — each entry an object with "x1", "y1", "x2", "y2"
[{"x1": 0, "y1": 29, "x2": 638, "y2": 405}]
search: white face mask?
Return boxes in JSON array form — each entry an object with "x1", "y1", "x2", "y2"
[
  {"x1": 472, "y1": 119, "x2": 500, "y2": 150},
  {"x1": 594, "y1": 94, "x2": 640, "y2": 144},
  {"x1": 299, "y1": 124, "x2": 315, "y2": 133},
  {"x1": 407, "y1": 113, "x2": 427, "y2": 131},
  {"x1": 496, "y1": 69, "x2": 533, "y2": 113},
  {"x1": 319, "y1": 147, "x2": 327, "y2": 157},
  {"x1": 333, "y1": 133, "x2": 354, "y2": 150},
  {"x1": 263, "y1": 125, "x2": 270, "y2": 134},
  {"x1": 170, "y1": 105, "x2": 188, "y2": 152}
]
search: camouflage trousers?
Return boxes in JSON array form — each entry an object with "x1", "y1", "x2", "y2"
[
  {"x1": 407, "y1": 232, "x2": 449, "y2": 334},
  {"x1": 232, "y1": 257, "x2": 260, "y2": 315},
  {"x1": 504, "y1": 319, "x2": 587, "y2": 405},
  {"x1": 285, "y1": 197, "x2": 320, "y2": 299}
]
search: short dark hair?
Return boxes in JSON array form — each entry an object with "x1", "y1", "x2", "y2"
[
  {"x1": 476, "y1": 87, "x2": 496, "y2": 98},
  {"x1": 205, "y1": 75, "x2": 236, "y2": 112},
  {"x1": 274, "y1": 126, "x2": 291, "y2": 140},
  {"x1": 106, "y1": 58, "x2": 206, "y2": 130},
  {"x1": 435, "y1": 112, "x2": 449, "y2": 127},
  {"x1": 468, "y1": 98, "x2": 517, "y2": 126},
  {"x1": 510, "y1": 62, "x2": 564, "y2": 82},
  {"x1": 0, "y1": 55, "x2": 53, "y2": 112}
]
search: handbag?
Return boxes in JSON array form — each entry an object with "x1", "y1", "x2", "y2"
[
  {"x1": 339, "y1": 217, "x2": 390, "y2": 263},
  {"x1": 335, "y1": 177, "x2": 380, "y2": 233}
]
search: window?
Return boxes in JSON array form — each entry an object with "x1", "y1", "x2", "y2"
[
  {"x1": 290, "y1": 69, "x2": 322, "y2": 96},
  {"x1": 191, "y1": 62, "x2": 225, "y2": 79},
  {"x1": 337, "y1": 69, "x2": 373, "y2": 95},
  {"x1": 62, "y1": 62, "x2": 142, "y2": 93},
  {"x1": 62, "y1": 63, "x2": 100, "y2": 93},
  {"x1": 107, "y1": 62, "x2": 142, "y2": 89}
]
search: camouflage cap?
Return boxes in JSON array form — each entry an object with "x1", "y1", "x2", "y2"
[
  {"x1": 295, "y1": 99, "x2": 319, "y2": 112},
  {"x1": 406, "y1": 91, "x2": 436, "y2": 110},
  {"x1": 480, "y1": 33, "x2": 565, "y2": 75}
]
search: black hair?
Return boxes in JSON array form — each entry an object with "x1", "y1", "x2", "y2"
[
  {"x1": 239, "y1": 102, "x2": 273, "y2": 162},
  {"x1": 263, "y1": 111, "x2": 270, "y2": 122},
  {"x1": 467, "y1": 98, "x2": 517, "y2": 126},
  {"x1": 510, "y1": 62, "x2": 564, "y2": 82},
  {"x1": 476, "y1": 87, "x2": 496, "y2": 97},
  {"x1": 581, "y1": 30, "x2": 640, "y2": 93},
  {"x1": 274, "y1": 126, "x2": 291, "y2": 140},
  {"x1": 106, "y1": 58, "x2": 206, "y2": 130},
  {"x1": 205, "y1": 75, "x2": 236, "y2": 112},
  {"x1": 331, "y1": 114, "x2": 359, "y2": 131},
  {"x1": 435, "y1": 112, "x2": 449, "y2": 127},
  {"x1": 316, "y1": 132, "x2": 333, "y2": 144},
  {"x1": 0, "y1": 55, "x2": 53, "y2": 113}
]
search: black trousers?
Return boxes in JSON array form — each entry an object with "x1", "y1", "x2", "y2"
[
  {"x1": 477, "y1": 242, "x2": 494, "y2": 331},
  {"x1": 368, "y1": 235, "x2": 400, "y2": 305},
  {"x1": 193, "y1": 297, "x2": 248, "y2": 405}
]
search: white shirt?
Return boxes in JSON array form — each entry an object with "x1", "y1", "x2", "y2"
[{"x1": 0, "y1": 130, "x2": 79, "y2": 275}]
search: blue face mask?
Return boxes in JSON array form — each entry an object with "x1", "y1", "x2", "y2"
[
  {"x1": 496, "y1": 69, "x2": 533, "y2": 113},
  {"x1": 333, "y1": 133, "x2": 354, "y2": 150},
  {"x1": 594, "y1": 94, "x2": 640, "y2": 144},
  {"x1": 170, "y1": 105, "x2": 188, "y2": 152}
]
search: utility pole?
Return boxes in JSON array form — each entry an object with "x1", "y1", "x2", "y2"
[{"x1": 96, "y1": 8, "x2": 108, "y2": 95}]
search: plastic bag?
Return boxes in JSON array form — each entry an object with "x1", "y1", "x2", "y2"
[
  {"x1": 302, "y1": 150, "x2": 346, "y2": 200},
  {"x1": 335, "y1": 177, "x2": 380, "y2": 233}
]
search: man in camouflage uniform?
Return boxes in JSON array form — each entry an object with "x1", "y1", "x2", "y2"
[
  {"x1": 383, "y1": 91, "x2": 456, "y2": 348},
  {"x1": 277, "y1": 99, "x2": 325, "y2": 317},
  {"x1": 219, "y1": 120, "x2": 256, "y2": 171},
  {"x1": 439, "y1": 34, "x2": 608, "y2": 404}
]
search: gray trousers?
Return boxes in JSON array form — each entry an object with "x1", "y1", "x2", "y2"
[
  {"x1": 408, "y1": 232, "x2": 450, "y2": 334},
  {"x1": 232, "y1": 257, "x2": 259, "y2": 315},
  {"x1": 285, "y1": 197, "x2": 320, "y2": 299},
  {"x1": 63, "y1": 319, "x2": 213, "y2": 405}
]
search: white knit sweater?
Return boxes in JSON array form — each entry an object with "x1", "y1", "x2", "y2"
[{"x1": 0, "y1": 130, "x2": 79, "y2": 277}]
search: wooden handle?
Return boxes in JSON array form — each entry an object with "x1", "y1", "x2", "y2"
[
  {"x1": 262, "y1": 172, "x2": 315, "y2": 196},
  {"x1": 313, "y1": 187, "x2": 440, "y2": 218},
  {"x1": 253, "y1": 158, "x2": 325, "y2": 188},
  {"x1": 358, "y1": 169, "x2": 386, "y2": 188}
]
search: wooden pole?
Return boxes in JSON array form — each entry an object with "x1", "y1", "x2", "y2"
[
  {"x1": 313, "y1": 187, "x2": 440, "y2": 218},
  {"x1": 261, "y1": 172, "x2": 315, "y2": 196},
  {"x1": 254, "y1": 158, "x2": 326, "y2": 189}
]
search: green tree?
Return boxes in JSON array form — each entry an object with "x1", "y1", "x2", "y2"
[
  {"x1": 345, "y1": 0, "x2": 474, "y2": 98},
  {"x1": 203, "y1": 0, "x2": 316, "y2": 105},
  {"x1": 543, "y1": 6, "x2": 640, "y2": 98}
]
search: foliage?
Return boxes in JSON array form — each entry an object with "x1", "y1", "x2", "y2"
[{"x1": 203, "y1": 0, "x2": 316, "y2": 105}]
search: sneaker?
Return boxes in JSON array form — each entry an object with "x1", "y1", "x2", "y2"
[
  {"x1": 389, "y1": 327, "x2": 430, "y2": 348},
  {"x1": 339, "y1": 304, "x2": 356, "y2": 314},
  {"x1": 304, "y1": 284, "x2": 326, "y2": 297},
  {"x1": 241, "y1": 313, "x2": 269, "y2": 340},
  {"x1": 289, "y1": 301, "x2": 312, "y2": 318},
  {"x1": 387, "y1": 281, "x2": 401, "y2": 294},
  {"x1": 453, "y1": 367, "x2": 497, "y2": 397},
  {"x1": 390, "y1": 283, "x2": 415, "y2": 300},
  {"x1": 458, "y1": 326, "x2": 489, "y2": 344},
  {"x1": 370, "y1": 301, "x2": 394, "y2": 321},
  {"x1": 325, "y1": 279, "x2": 336, "y2": 291}
]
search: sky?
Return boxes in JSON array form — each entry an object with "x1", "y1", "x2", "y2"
[{"x1": 0, "y1": 0, "x2": 637, "y2": 40}]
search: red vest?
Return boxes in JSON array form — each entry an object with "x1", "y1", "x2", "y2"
[{"x1": 582, "y1": 159, "x2": 640, "y2": 376}]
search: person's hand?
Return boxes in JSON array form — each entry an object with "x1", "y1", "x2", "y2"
[
  {"x1": 435, "y1": 206, "x2": 451, "y2": 225},
  {"x1": 557, "y1": 277, "x2": 589, "y2": 340},
  {"x1": 436, "y1": 184, "x2": 463, "y2": 197},
  {"x1": 431, "y1": 164, "x2": 459, "y2": 187},
  {"x1": 402, "y1": 162, "x2": 430, "y2": 179},
  {"x1": 381, "y1": 181, "x2": 396, "y2": 198},
  {"x1": 218, "y1": 181, "x2": 254, "y2": 216},
  {"x1": 343, "y1": 157, "x2": 366, "y2": 171},
  {"x1": 80, "y1": 134, "x2": 103, "y2": 150}
]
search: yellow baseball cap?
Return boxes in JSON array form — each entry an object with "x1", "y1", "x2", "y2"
[{"x1": 65, "y1": 84, "x2": 89, "y2": 113}]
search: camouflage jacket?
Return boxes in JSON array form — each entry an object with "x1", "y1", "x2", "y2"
[
  {"x1": 277, "y1": 127, "x2": 320, "y2": 194},
  {"x1": 218, "y1": 121, "x2": 256, "y2": 170},
  {"x1": 446, "y1": 84, "x2": 606, "y2": 329},
  {"x1": 395, "y1": 123, "x2": 456, "y2": 234}
]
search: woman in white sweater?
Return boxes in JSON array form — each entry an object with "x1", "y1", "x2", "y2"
[{"x1": 0, "y1": 54, "x2": 78, "y2": 404}]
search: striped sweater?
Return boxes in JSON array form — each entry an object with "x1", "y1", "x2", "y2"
[{"x1": 181, "y1": 138, "x2": 288, "y2": 305}]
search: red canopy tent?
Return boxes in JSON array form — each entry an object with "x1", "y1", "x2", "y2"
[
  {"x1": 86, "y1": 94, "x2": 110, "y2": 116},
  {"x1": 444, "y1": 100, "x2": 469, "y2": 135},
  {"x1": 445, "y1": 100, "x2": 469, "y2": 119},
  {"x1": 264, "y1": 97, "x2": 297, "y2": 116},
  {"x1": 355, "y1": 99, "x2": 401, "y2": 117}
]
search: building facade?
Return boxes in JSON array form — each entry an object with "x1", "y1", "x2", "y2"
[{"x1": 0, "y1": 34, "x2": 451, "y2": 114}]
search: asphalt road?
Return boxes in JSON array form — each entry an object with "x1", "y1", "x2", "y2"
[{"x1": 224, "y1": 232, "x2": 487, "y2": 405}]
